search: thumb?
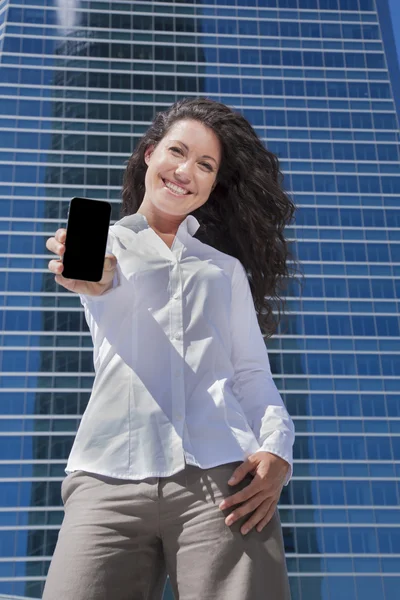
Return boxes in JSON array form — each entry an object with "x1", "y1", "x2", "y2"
[
  {"x1": 99, "y1": 255, "x2": 117, "y2": 287},
  {"x1": 104, "y1": 254, "x2": 117, "y2": 271}
]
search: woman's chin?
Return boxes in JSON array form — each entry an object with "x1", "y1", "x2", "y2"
[{"x1": 152, "y1": 199, "x2": 190, "y2": 218}]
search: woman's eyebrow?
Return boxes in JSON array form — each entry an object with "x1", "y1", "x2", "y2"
[{"x1": 171, "y1": 140, "x2": 218, "y2": 165}]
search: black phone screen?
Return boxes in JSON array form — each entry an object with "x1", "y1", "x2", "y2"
[{"x1": 62, "y1": 197, "x2": 111, "y2": 282}]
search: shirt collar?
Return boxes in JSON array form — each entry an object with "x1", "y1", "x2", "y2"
[{"x1": 114, "y1": 212, "x2": 200, "y2": 238}]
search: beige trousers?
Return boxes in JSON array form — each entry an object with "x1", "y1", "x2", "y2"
[{"x1": 42, "y1": 461, "x2": 291, "y2": 600}]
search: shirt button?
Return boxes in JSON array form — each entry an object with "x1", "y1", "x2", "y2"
[
  {"x1": 176, "y1": 414, "x2": 183, "y2": 421},
  {"x1": 173, "y1": 332, "x2": 181, "y2": 341},
  {"x1": 173, "y1": 292, "x2": 179, "y2": 300}
]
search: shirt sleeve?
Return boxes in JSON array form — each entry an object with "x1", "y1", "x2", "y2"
[{"x1": 230, "y1": 259, "x2": 295, "y2": 486}]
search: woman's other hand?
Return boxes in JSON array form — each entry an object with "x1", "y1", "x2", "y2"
[
  {"x1": 46, "y1": 228, "x2": 117, "y2": 296},
  {"x1": 218, "y1": 451, "x2": 290, "y2": 535}
]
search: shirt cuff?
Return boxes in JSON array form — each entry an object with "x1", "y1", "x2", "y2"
[{"x1": 255, "y1": 434, "x2": 294, "y2": 486}]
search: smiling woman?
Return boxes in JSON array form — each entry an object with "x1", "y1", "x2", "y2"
[{"x1": 43, "y1": 97, "x2": 299, "y2": 600}]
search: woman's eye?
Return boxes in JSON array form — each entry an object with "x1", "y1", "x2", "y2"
[
  {"x1": 170, "y1": 147, "x2": 183, "y2": 155},
  {"x1": 200, "y1": 162, "x2": 213, "y2": 172}
]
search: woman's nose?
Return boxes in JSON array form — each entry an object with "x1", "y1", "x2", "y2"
[{"x1": 175, "y1": 161, "x2": 192, "y2": 181}]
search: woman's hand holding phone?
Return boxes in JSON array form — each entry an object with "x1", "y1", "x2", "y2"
[{"x1": 46, "y1": 228, "x2": 117, "y2": 296}]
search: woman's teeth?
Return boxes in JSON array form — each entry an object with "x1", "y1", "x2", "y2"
[{"x1": 164, "y1": 180, "x2": 189, "y2": 195}]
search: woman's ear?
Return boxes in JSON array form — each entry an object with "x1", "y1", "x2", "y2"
[{"x1": 144, "y1": 145, "x2": 154, "y2": 166}]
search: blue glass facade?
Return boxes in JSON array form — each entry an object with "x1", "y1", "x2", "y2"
[{"x1": 0, "y1": 0, "x2": 399, "y2": 598}]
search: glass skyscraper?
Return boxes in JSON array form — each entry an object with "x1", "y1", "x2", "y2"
[{"x1": 0, "y1": 0, "x2": 399, "y2": 598}]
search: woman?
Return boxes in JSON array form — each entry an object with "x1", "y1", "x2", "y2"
[{"x1": 43, "y1": 98, "x2": 299, "y2": 600}]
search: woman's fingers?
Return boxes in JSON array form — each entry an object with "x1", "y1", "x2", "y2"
[
  {"x1": 240, "y1": 497, "x2": 276, "y2": 536},
  {"x1": 256, "y1": 501, "x2": 278, "y2": 533},
  {"x1": 46, "y1": 228, "x2": 66, "y2": 257},
  {"x1": 48, "y1": 258, "x2": 64, "y2": 275},
  {"x1": 47, "y1": 229, "x2": 117, "y2": 296},
  {"x1": 55, "y1": 228, "x2": 66, "y2": 243}
]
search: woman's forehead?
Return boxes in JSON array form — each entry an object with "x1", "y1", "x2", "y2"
[
  {"x1": 165, "y1": 119, "x2": 214, "y2": 140},
  {"x1": 163, "y1": 120, "x2": 221, "y2": 157}
]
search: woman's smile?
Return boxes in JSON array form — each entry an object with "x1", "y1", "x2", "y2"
[{"x1": 162, "y1": 177, "x2": 192, "y2": 196}]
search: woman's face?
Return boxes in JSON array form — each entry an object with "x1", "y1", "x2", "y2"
[{"x1": 142, "y1": 119, "x2": 221, "y2": 220}]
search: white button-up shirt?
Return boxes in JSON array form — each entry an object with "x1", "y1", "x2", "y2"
[{"x1": 65, "y1": 213, "x2": 295, "y2": 485}]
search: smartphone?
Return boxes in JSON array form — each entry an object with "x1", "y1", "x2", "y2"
[{"x1": 62, "y1": 197, "x2": 112, "y2": 282}]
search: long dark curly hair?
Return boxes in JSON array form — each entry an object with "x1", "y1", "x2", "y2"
[{"x1": 121, "y1": 97, "x2": 302, "y2": 338}]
